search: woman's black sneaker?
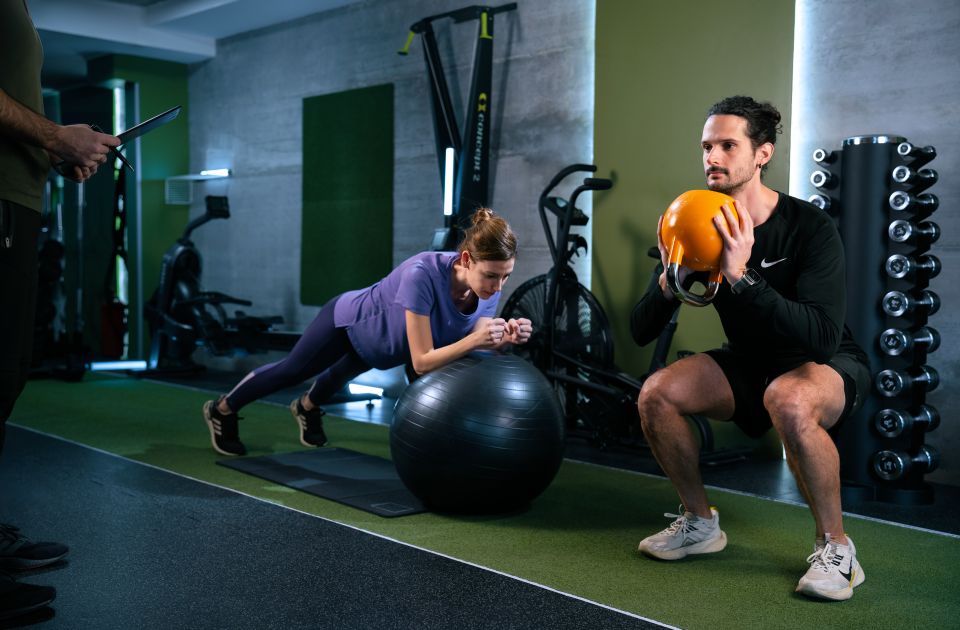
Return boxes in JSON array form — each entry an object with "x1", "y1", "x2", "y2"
[
  {"x1": 290, "y1": 399, "x2": 328, "y2": 447},
  {"x1": 202, "y1": 399, "x2": 246, "y2": 456}
]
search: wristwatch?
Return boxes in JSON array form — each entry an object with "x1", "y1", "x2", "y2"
[{"x1": 730, "y1": 268, "x2": 762, "y2": 295}]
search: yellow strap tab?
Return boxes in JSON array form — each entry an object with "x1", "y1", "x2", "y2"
[
  {"x1": 398, "y1": 31, "x2": 415, "y2": 55},
  {"x1": 480, "y1": 12, "x2": 492, "y2": 39}
]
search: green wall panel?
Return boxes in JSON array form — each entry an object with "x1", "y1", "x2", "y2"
[
  {"x1": 301, "y1": 84, "x2": 394, "y2": 306},
  {"x1": 594, "y1": 0, "x2": 795, "y2": 452}
]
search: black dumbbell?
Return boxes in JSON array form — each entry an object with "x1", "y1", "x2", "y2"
[
  {"x1": 879, "y1": 326, "x2": 940, "y2": 356},
  {"x1": 872, "y1": 445, "x2": 939, "y2": 481},
  {"x1": 808, "y1": 194, "x2": 832, "y2": 212},
  {"x1": 885, "y1": 253, "x2": 941, "y2": 280},
  {"x1": 882, "y1": 290, "x2": 940, "y2": 317},
  {"x1": 888, "y1": 191, "x2": 938, "y2": 214},
  {"x1": 874, "y1": 405, "x2": 939, "y2": 439},
  {"x1": 875, "y1": 365, "x2": 939, "y2": 397},
  {"x1": 812, "y1": 148, "x2": 838, "y2": 165},
  {"x1": 896, "y1": 142, "x2": 936, "y2": 167},
  {"x1": 891, "y1": 166, "x2": 938, "y2": 186},
  {"x1": 888, "y1": 219, "x2": 940, "y2": 245},
  {"x1": 810, "y1": 170, "x2": 838, "y2": 189}
]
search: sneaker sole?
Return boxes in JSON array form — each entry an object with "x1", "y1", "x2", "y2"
[
  {"x1": 203, "y1": 401, "x2": 242, "y2": 457},
  {"x1": 796, "y1": 561, "x2": 865, "y2": 601},
  {"x1": 0, "y1": 552, "x2": 69, "y2": 571},
  {"x1": 639, "y1": 530, "x2": 728, "y2": 561},
  {"x1": 290, "y1": 401, "x2": 328, "y2": 448},
  {"x1": 0, "y1": 594, "x2": 55, "y2": 621}
]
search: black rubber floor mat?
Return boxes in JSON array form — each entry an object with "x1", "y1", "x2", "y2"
[{"x1": 218, "y1": 448, "x2": 425, "y2": 517}]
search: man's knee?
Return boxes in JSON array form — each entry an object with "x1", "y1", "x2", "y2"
[
  {"x1": 638, "y1": 370, "x2": 690, "y2": 437},
  {"x1": 764, "y1": 381, "x2": 818, "y2": 443}
]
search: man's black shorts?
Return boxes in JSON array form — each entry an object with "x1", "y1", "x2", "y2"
[{"x1": 703, "y1": 348, "x2": 871, "y2": 438}]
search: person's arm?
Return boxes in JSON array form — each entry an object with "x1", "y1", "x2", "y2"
[
  {"x1": 630, "y1": 277, "x2": 682, "y2": 347},
  {"x1": 726, "y1": 219, "x2": 847, "y2": 362},
  {"x1": 406, "y1": 311, "x2": 506, "y2": 375},
  {"x1": 0, "y1": 88, "x2": 119, "y2": 180}
]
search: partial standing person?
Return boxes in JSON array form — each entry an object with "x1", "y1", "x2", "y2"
[
  {"x1": 0, "y1": 0, "x2": 122, "y2": 621},
  {"x1": 631, "y1": 95, "x2": 871, "y2": 601},
  {"x1": 203, "y1": 207, "x2": 533, "y2": 455}
]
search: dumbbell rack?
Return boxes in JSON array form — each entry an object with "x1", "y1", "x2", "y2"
[{"x1": 808, "y1": 135, "x2": 940, "y2": 505}]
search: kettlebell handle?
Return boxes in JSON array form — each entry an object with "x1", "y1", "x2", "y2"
[{"x1": 665, "y1": 262, "x2": 721, "y2": 307}]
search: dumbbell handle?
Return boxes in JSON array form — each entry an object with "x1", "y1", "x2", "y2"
[
  {"x1": 874, "y1": 405, "x2": 939, "y2": 438},
  {"x1": 885, "y1": 253, "x2": 941, "y2": 280},
  {"x1": 882, "y1": 290, "x2": 940, "y2": 317},
  {"x1": 879, "y1": 326, "x2": 940, "y2": 356},
  {"x1": 876, "y1": 365, "x2": 939, "y2": 397},
  {"x1": 872, "y1": 445, "x2": 939, "y2": 481}
]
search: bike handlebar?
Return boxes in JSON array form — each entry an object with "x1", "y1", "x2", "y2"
[
  {"x1": 540, "y1": 164, "x2": 596, "y2": 202},
  {"x1": 583, "y1": 177, "x2": 612, "y2": 191}
]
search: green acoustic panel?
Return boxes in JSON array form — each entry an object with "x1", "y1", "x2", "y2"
[{"x1": 301, "y1": 84, "x2": 394, "y2": 306}]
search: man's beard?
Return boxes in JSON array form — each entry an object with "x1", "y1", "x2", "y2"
[{"x1": 705, "y1": 166, "x2": 754, "y2": 195}]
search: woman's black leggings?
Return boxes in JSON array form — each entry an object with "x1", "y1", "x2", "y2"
[{"x1": 223, "y1": 296, "x2": 371, "y2": 412}]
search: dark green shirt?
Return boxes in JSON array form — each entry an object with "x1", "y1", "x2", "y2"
[
  {"x1": 631, "y1": 192, "x2": 868, "y2": 374},
  {"x1": 0, "y1": 0, "x2": 48, "y2": 211}
]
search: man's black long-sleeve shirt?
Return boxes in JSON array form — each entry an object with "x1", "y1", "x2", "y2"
[{"x1": 631, "y1": 192, "x2": 868, "y2": 374}]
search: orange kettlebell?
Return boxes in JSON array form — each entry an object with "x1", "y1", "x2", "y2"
[{"x1": 659, "y1": 189, "x2": 738, "y2": 306}]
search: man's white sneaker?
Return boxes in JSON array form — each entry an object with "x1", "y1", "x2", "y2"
[
  {"x1": 796, "y1": 534, "x2": 865, "y2": 601},
  {"x1": 637, "y1": 507, "x2": 727, "y2": 560}
]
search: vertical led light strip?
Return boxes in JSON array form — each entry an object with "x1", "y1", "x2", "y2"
[
  {"x1": 443, "y1": 146, "x2": 454, "y2": 216},
  {"x1": 788, "y1": 0, "x2": 809, "y2": 198},
  {"x1": 113, "y1": 85, "x2": 129, "y2": 307},
  {"x1": 785, "y1": 0, "x2": 811, "y2": 461}
]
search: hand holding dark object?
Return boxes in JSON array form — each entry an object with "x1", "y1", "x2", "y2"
[
  {"x1": 50, "y1": 124, "x2": 119, "y2": 167},
  {"x1": 50, "y1": 124, "x2": 124, "y2": 182}
]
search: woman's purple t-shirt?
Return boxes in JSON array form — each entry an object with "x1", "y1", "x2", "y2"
[{"x1": 333, "y1": 252, "x2": 500, "y2": 369}]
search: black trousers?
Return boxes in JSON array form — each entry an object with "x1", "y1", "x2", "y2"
[{"x1": 0, "y1": 200, "x2": 40, "y2": 456}]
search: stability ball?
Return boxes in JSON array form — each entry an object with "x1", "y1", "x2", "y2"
[
  {"x1": 390, "y1": 353, "x2": 564, "y2": 513},
  {"x1": 660, "y1": 189, "x2": 738, "y2": 307}
]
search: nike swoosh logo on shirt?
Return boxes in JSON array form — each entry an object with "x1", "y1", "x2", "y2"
[{"x1": 760, "y1": 257, "x2": 787, "y2": 268}]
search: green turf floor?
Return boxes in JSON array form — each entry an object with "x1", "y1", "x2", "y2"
[{"x1": 13, "y1": 373, "x2": 960, "y2": 629}]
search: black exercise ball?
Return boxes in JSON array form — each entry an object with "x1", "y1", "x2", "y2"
[{"x1": 390, "y1": 352, "x2": 564, "y2": 513}]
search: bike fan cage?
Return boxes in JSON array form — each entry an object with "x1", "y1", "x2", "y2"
[{"x1": 399, "y1": 3, "x2": 516, "y2": 251}]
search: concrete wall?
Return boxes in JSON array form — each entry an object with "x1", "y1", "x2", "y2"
[
  {"x1": 790, "y1": 0, "x2": 960, "y2": 485},
  {"x1": 185, "y1": 0, "x2": 595, "y2": 373}
]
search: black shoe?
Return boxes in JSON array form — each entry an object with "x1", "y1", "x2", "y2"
[
  {"x1": 202, "y1": 399, "x2": 246, "y2": 456},
  {"x1": 0, "y1": 525, "x2": 68, "y2": 571},
  {"x1": 0, "y1": 572, "x2": 55, "y2": 621},
  {"x1": 290, "y1": 398, "x2": 328, "y2": 447}
]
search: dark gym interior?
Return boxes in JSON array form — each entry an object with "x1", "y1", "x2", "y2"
[{"x1": 2, "y1": 1, "x2": 958, "y2": 628}]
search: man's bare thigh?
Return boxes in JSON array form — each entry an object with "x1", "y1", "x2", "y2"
[{"x1": 644, "y1": 353, "x2": 735, "y2": 420}]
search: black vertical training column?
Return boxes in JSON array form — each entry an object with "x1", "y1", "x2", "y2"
[{"x1": 809, "y1": 135, "x2": 941, "y2": 505}]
